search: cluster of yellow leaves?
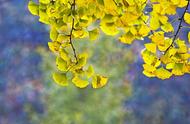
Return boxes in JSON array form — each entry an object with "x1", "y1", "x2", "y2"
[
  {"x1": 100, "y1": 0, "x2": 151, "y2": 44},
  {"x1": 150, "y1": 0, "x2": 188, "y2": 30},
  {"x1": 142, "y1": 30, "x2": 190, "y2": 79},
  {"x1": 28, "y1": 0, "x2": 108, "y2": 88},
  {"x1": 28, "y1": 0, "x2": 190, "y2": 84},
  {"x1": 141, "y1": 0, "x2": 190, "y2": 79},
  {"x1": 142, "y1": 36, "x2": 190, "y2": 79}
]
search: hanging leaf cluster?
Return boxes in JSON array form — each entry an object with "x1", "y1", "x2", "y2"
[{"x1": 28, "y1": 0, "x2": 190, "y2": 88}]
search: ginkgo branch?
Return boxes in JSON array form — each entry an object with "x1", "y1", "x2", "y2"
[
  {"x1": 164, "y1": 0, "x2": 190, "y2": 54},
  {"x1": 69, "y1": 0, "x2": 78, "y2": 63}
]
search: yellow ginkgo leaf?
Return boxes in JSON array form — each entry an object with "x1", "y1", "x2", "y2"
[
  {"x1": 52, "y1": 72, "x2": 68, "y2": 86},
  {"x1": 143, "y1": 64, "x2": 156, "y2": 72},
  {"x1": 161, "y1": 23, "x2": 174, "y2": 32},
  {"x1": 72, "y1": 76, "x2": 89, "y2": 88},
  {"x1": 48, "y1": 41, "x2": 61, "y2": 53},
  {"x1": 160, "y1": 53, "x2": 172, "y2": 64},
  {"x1": 188, "y1": 32, "x2": 190, "y2": 43},
  {"x1": 79, "y1": 16, "x2": 92, "y2": 27},
  {"x1": 184, "y1": 13, "x2": 190, "y2": 24},
  {"x1": 92, "y1": 75, "x2": 108, "y2": 88},
  {"x1": 86, "y1": 65, "x2": 94, "y2": 78},
  {"x1": 50, "y1": 27, "x2": 58, "y2": 41},
  {"x1": 145, "y1": 43, "x2": 157, "y2": 53},
  {"x1": 172, "y1": 63, "x2": 185, "y2": 76},
  {"x1": 143, "y1": 70, "x2": 155, "y2": 77},
  {"x1": 141, "y1": 49, "x2": 160, "y2": 66},
  {"x1": 39, "y1": 10, "x2": 49, "y2": 24},
  {"x1": 73, "y1": 29, "x2": 88, "y2": 38},
  {"x1": 150, "y1": 16, "x2": 160, "y2": 30},
  {"x1": 119, "y1": 32, "x2": 135, "y2": 44},
  {"x1": 56, "y1": 57, "x2": 68, "y2": 72},
  {"x1": 159, "y1": 15, "x2": 168, "y2": 25},
  {"x1": 57, "y1": 34, "x2": 70, "y2": 43},
  {"x1": 130, "y1": 26, "x2": 137, "y2": 35},
  {"x1": 178, "y1": 0, "x2": 188, "y2": 7},
  {"x1": 39, "y1": 0, "x2": 50, "y2": 4},
  {"x1": 138, "y1": 25, "x2": 150, "y2": 37},
  {"x1": 73, "y1": 53, "x2": 88, "y2": 69},
  {"x1": 100, "y1": 22, "x2": 119, "y2": 36},
  {"x1": 60, "y1": 0, "x2": 67, "y2": 4},
  {"x1": 166, "y1": 63, "x2": 175, "y2": 69},
  {"x1": 28, "y1": 1, "x2": 39, "y2": 16},
  {"x1": 59, "y1": 49, "x2": 70, "y2": 61},
  {"x1": 150, "y1": 31, "x2": 165, "y2": 46},
  {"x1": 142, "y1": 64, "x2": 156, "y2": 77},
  {"x1": 89, "y1": 28, "x2": 99, "y2": 41},
  {"x1": 155, "y1": 67, "x2": 172, "y2": 80}
]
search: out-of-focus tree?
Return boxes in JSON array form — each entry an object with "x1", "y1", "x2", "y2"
[
  {"x1": 0, "y1": 1, "x2": 48, "y2": 123},
  {"x1": 29, "y1": 35, "x2": 135, "y2": 124}
]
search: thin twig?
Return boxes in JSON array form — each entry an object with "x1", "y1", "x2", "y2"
[
  {"x1": 69, "y1": 0, "x2": 78, "y2": 63},
  {"x1": 164, "y1": 0, "x2": 190, "y2": 55}
]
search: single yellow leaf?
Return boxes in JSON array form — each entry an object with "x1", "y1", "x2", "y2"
[
  {"x1": 150, "y1": 16, "x2": 160, "y2": 30},
  {"x1": 89, "y1": 28, "x2": 99, "y2": 41},
  {"x1": 143, "y1": 64, "x2": 156, "y2": 72},
  {"x1": 166, "y1": 63, "x2": 175, "y2": 69},
  {"x1": 39, "y1": 0, "x2": 50, "y2": 4},
  {"x1": 50, "y1": 27, "x2": 58, "y2": 41},
  {"x1": 145, "y1": 43, "x2": 157, "y2": 53},
  {"x1": 172, "y1": 63, "x2": 185, "y2": 76},
  {"x1": 48, "y1": 41, "x2": 61, "y2": 53},
  {"x1": 92, "y1": 75, "x2": 108, "y2": 88},
  {"x1": 72, "y1": 76, "x2": 89, "y2": 88},
  {"x1": 100, "y1": 22, "x2": 119, "y2": 36},
  {"x1": 119, "y1": 32, "x2": 135, "y2": 44},
  {"x1": 28, "y1": 1, "x2": 39, "y2": 16},
  {"x1": 159, "y1": 15, "x2": 168, "y2": 25},
  {"x1": 56, "y1": 57, "x2": 68, "y2": 72},
  {"x1": 59, "y1": 49, "x2": 70, "y2": 61},
  {"x1": 39, "y1": 10, "x2": 49, "y2": 24},
  {"x1": 138, "y1": 25, "x2": 150, "y2": 37},
  {"x1": 52, "y1": 72, "x2": 68, "y2": 86},
  {"x1": 161, "y1": 23, "x2": 174, "y2": 32},
  {"x1": 155, "y1": 67, "x2": 172, "y2": 80},
  {"x1": 184, "y1": 13, "x2": 190, "y2": 24},
  {"x1": 143, "y1": 70, "x2": 155, "y2": 77},
  {"x1": 86, "y1": 65, "x2": 94, "y2": 78},
  {"x1": 73, "y1": 53, "x2": 88, "y2": 70}
]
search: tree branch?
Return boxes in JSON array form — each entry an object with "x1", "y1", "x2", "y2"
[
  {"x1": 164, "y1": 0, "x2": 190, "y2": 55},
  {"x1": 69, "y1": 0, "x2": 78, "y2": 63}
]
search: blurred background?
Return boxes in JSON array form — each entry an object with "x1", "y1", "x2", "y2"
[{"x1": 0, "y1": 1, "x2": 190, "y2": 124}]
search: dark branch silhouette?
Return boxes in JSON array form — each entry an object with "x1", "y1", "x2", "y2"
[
  {"x1": 69, "y1": 0, "x2": 78, "y2": 63},
  {"x1": 164, "y1": 0, "x2": 190, "y2": 55}
]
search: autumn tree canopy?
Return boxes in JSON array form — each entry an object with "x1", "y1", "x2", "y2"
[{"x1": 28, "y1": 0, "x2": 190, "y2": 88}]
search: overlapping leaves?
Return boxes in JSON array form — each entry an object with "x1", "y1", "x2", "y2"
[{"x1": 28, "y1": 0, "x2": 190, "y2": 87}]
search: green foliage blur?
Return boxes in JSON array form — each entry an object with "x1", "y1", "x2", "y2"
[{"x1": 29, "y1": 35, "x2": 135, "y2": 124}]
